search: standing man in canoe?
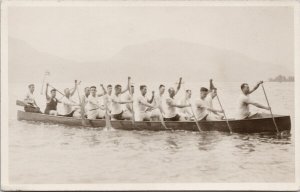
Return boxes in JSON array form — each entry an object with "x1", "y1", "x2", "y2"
[
  {"x1": 236, "y1": 81, "x2": 270, "y2": 119},
  {"x1": 164, "y1": 78, "x2": 191, "y2": 121},
  {"x1": 61, "y1": 80, "x2": 79, "y2": 115},
  {"x1": 111, "y1": 78, "x2": 133, "y2": 120},
  {"x1": 23, "y1": 84, "x2": 42, "y2": 113},
  {"x1": 195, "y1": 87, "x2": 224, "y2": 121},
  {"x1": 136, "y1": 85, "x2": 157, "y2": 121},
  {"x1": 44, "y1": 83, "x2": 61, "y2": 115},
  {"x1": 86, "y1": 86, "x2": 106, "y2": 119},
  {"x1": 177, "y1": 89, "x2": 193, "y2": 120}
]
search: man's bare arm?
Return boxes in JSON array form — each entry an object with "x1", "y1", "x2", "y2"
[
  {"x1": 175, "y1": 77, "x2": 182, "y2": 95},
  {"x1": 148, "y1": 91, "x2": 155, "y2": 103},
  {"x1": 249, "y1": 81, "x2": 263, "y2": 94},
  {"x1": 70, "y1": 80, "x2": 77, "y2": 97}
]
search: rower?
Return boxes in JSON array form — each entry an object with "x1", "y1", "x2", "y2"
[
  {"x1": 73, "y1": 86, "x2": 90, "y2": 118},
  {"x1": 177, "y1": 90, "x2": 193, "y2": 120},
  {"x1": 61, "y1": 80, "x2": 79, "y2": 115},
  {"x1": 164, "y1": 87, "x2": 190, "y2": 121},
  {"x1": 150, "y1": 84, "x2": 166, "y2": 121},
  {"x1": 236, "y1": 81, "x2": 270, "y2": 119},
  {"x1": 136, "y1": 85, "x2": 157, "y2": 121},
  {"x1": 102, "y1": 84, "x2": 113, "y2": 112},
  {"x1": 23, "y1": 84, "x2": 41, "y2": 113},
  {"x1": 195, "y1": 87, "x2": 223, "y2": 121},
  {"x1": 111, "y1": 84, "x2": 133, "y2": 120},
  {"x1": 124, "y1": 85, "x2": 134, "y2": 114},
  {"x1": 204, "y1": 79, "x2": 224, "y2": 120},
  {"x1": 86, "y1": 86, "x2": 105, "y2": 119},
  {"x1": 44, "y1": 83, "x2": 61, "y2": 115}
]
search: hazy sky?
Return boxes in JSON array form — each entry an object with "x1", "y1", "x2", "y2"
[{"x1": 8, "y1": 5, "x2": 294, "y2": 67}]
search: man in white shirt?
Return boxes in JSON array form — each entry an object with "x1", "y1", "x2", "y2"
[
  {"x1": 111, "y1": 84, "x2": 133, "y2": 120},
  {"x1": 177, "y1": 90, "x2": 193, "y2": 120},
  {"x1": 195, "y1": 87, "x2": 223, "y2": 121},
  {"x1": 236, "y1": 81, "x2": 270, "y2": 119},
  {"x1": 136, "y1": 85, "x2": 157, "y2": 121},
  {"x1": 164, "y1": 85, "x2": 190, "y2": 121},
  {"x1": 61, "y1": 80, "x2": 79, "y2": 115},
  {"x1": 86, "y1": 86, "x2": 106, "y2": 119},
  {"x1": 23, "y1": 84, "x2": 41, "y2": 113},
  {"x1": 150, "y1": 84, "x2": 166, "y2": 121}
]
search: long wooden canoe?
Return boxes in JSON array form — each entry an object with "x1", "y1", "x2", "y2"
[{"x1": 17, "y1": 110, "x2": 291, "y2": 133}]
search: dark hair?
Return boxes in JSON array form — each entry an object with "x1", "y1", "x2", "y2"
[
  {"x1": 90, "y1": 86, "x2": 96, "y2": 89},
  {"x1": 28, "y1": 84, "x2": 34, "y2": 88},
  {"x1": 241, "y1": 83, "x2": 248, "y2": 90},
  {"x1": 107, "y1": 84, "x2": 112, "y2": 88},
  {"x1": 140, "y1": 85, "x2": 147, "y2": 90},
  {"x1": 186, "y1": 89, "x2": 191, "y2": 93},
  {"x1": 115, "y1": 84, "x2": 121, "y2": 89},
  {"x1": 159, "y1": 84, "x2": 165, "y2": 89},
  {"x1": 131, "y1": 85, "x2": 134, "y2": 88},
  {"x1": 50, "y1": 89, "x2": 56, "y2": 92},
  {"x1": 200, "y1": 87, "x2": 208, "y2": 92}
]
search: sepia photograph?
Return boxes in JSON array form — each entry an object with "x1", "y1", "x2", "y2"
[{"x1": 1, "y1": 0, "x2": 299, "y2": 191}]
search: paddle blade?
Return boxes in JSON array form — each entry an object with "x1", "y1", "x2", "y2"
[{"x1": 16, "y1": 100, "x2": 26, "y2": 107}]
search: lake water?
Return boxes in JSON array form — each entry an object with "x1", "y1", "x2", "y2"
[{"x1": 8, "y1": 82, "x2": 295, "y2": 183}]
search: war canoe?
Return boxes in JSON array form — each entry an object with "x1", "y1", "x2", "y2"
[{"x1": 16, "y1": 110, "x2": 291, "y2": 133}]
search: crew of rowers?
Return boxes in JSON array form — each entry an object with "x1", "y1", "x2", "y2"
[{"x1": 23, "y1": 77, "x2": 271, "y2": 121}]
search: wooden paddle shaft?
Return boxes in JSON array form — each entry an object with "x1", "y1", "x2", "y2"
[
  {"x1": 216, "y1": 95, "x2": 232, "y2": 133},
  {"x1": 261, "y1": 84, "x2": 279, "y2": 133},
  {"x1": 189, "y1": 105, "x2": 202, "y2": 132}
]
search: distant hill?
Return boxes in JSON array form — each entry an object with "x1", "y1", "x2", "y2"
[
  {"x1": 269, "y1": 75, "x2": 294, "y2": 82},
  {"x1": 8, "y1": 37, "x2": 293, "y2": 84}
]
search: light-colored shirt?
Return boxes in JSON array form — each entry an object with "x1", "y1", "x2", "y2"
[
  {"x1": 195, "y1": 98, "x2": 209, "y2": 120},
  {"x1": 178, "y1": 98, "x2": 192, "y2": 116},
  {"x1": 123, "y1": 93, "x2": 133, "y2": 112},
  {"x1": 165, "y1": 97, "x2": 177, "y2": 118},
  {"x1": 236, "y1": 94, "x2": 252, "y2": 119},
  {"x1": 111, "y1": 94, "x2": 123, "y2": 115},
  {"x1": 103, "y1": 94, "x2": 112, "y2": 111},
  {"x1": 87, "y1": 95, "x2": 100, "y2": 111},
  {"x1": 137, "y1": 95, "x2": 149, "y2": 113},
  {"x1": 62, "y1": 97, "x2": 75, "y2": 114},
  {"x1": 24, "y1": 92, "x2": 35, "y2": 104}
]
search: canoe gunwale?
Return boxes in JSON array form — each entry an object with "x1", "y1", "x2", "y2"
[{"x1": 16, "y1": 110, "x2": 291, "y2": 133}]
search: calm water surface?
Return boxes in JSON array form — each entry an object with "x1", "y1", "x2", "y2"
[{"x1": 8, "y1": 82, "x2": 295, "y2": 183}]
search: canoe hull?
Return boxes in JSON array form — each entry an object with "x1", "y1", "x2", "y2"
[{"x1": 17, "y1": 110, "x2": 291, "y2": 133}]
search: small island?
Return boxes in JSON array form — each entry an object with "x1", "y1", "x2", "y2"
[{"x1": 268, "y1": 75, "x2": 294, "y2": 82}]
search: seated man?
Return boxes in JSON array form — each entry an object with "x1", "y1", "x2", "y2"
[
  {"x1": 111, "y1": 84, "x2": 133, "y2": 120},
  {"x1": 23, "y1": 84, "x2": 41, "y2": 113},
  {"x1": 61, "y1": 80, "x2": 79, "y2": 115},
  {"x1": 137, "y1": 85, "x2": 158, "y2": 121},
  {"x1": 44, "y1": 83, "x2": 61, "y2": 115},
  {"x1": 195, "y1": 87, "x2": 223, "y2": 121},
  {"x1": 86, "y1": 86, "x2": 105, "y2": 119},
  {"x1": 236, "y1": 81, "x2": 270, "y2": 119},
  {"x1": 164, "y1": 87, "x2": 190, "y2": 121},
  {"x1": 177, "y1": 90, "x2": 193, "y2": 121}
]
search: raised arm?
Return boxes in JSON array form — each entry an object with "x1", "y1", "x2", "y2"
[
  {"x1": 249, "y1": 81, "x2": 263, "y2": 94},
  {"x1": 175, "y1": 77, "x2": 182, "y2": 95},
  {"x1": 70, "y1": 80, "x2": 78, "y2": 97},
  {"x1": 148, "y1": 91, "x2": 155, "y2": 103},
  {"x1": 98, "y1": 84, "x2": 107, "y2": 97},
  {"x1": 45, "y1": 83, "x2": 50, "y2": 100},
  {"x1": 111, "y1": 97, "x2": 132, "y2": 105}
]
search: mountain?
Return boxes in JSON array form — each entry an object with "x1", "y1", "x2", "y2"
[{"x1": 8, "y1": 37, "x2": 292, "y2": 84}]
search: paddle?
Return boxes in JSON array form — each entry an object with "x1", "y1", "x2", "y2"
[
  {"x1": 261, "y1": 83, "x2": 280, "y2": 133},
  {"x1": 216, "y1": 95, "x2": 233, "y2": 134},
  {"x1": 75, "y1": 83, "x2": 89, "y2": 126},
  {"x1": 189, "y1": 103, "x2": 202, "y2": 132},
  {"x1": 16, "y1": 100, "x2": 27, "y2": 107},
  {"x1": 128, "y1": 77, "x2": 135, "y2": 126},
  {"x1": 40, "y1": 71, "x2": 50, "y2": 95}
]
